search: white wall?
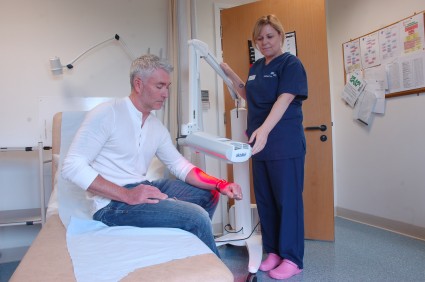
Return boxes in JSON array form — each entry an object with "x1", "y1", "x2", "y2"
[
  {"x1": 326, "y1": 0, "x2": 425, "y2": 229},
  {"x1": 0, "y1": 0, "x2": 170, "y2": 147},
  {"x1": 0, "y1": 0, "x2": 169, "y2": 255}
]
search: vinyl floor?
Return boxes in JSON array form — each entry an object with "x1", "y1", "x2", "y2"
[{"x1": 219, "y1": 217, "x2": 425, "y2": 282}]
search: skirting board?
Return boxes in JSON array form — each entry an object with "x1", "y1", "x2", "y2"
[{"x1": 335, "y1": 207, "x2": 425, "y2": 241}]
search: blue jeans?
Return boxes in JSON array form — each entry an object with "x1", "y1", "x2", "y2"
[{"x1": 93, "y1": 179, "x2": 220, "y2": 256}]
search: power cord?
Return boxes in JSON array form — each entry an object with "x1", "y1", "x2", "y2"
[
  {"x1": 214, "y1": 221, "x2": 260, "y2": 243},
  {"x1": 223, "y1": 224, "x2": 243, "y2": 233}
]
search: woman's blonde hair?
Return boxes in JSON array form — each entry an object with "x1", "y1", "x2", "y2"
[{"x1": 252, "y1": 14, "x2": 285, "y2": 48}]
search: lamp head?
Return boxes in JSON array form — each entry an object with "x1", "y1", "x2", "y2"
[{"x1": 49, "y1": 57, "x2": 64, "y2": 75}]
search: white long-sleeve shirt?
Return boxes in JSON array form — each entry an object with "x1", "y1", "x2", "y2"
[{"x1": 62, "y1": 97, "x2": 195, "y2": 212}]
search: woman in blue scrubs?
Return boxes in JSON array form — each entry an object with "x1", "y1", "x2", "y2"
[{"x1": 221, "y1": 14, "x2": 308, "y2": 280}]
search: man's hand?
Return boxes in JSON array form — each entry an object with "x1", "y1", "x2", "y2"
[
  {"x1": 125, "y1": 184, "x2": 168, "y2": 205},
  {"x1": 219, "y1": 182, "x2": 243, "y2": 201}
]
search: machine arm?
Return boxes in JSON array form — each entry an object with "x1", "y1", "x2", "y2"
[
  {"x1": 188, "y1": 39, "x2": 240, "y2": 101},
  {"x1": 180, "y1": 39, "x2": 251, "y2": 163}
]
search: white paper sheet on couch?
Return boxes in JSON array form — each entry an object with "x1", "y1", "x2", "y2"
[{"x1": 66, "y1": 217, "x2": 212, "y2": 282}]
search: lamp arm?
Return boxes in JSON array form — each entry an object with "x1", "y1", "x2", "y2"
[
  {"x1": 188, "y1": 39, "x2": 240, "y2": 102},
  {"x1": 66, "y1": 34, "x2": 135, "y2": 69},
  {"x1": 66, "y1": 36, "x2": 116, "y2": 69},
  {"x1": 180, "y1": 39, "x2": 252, "y2": 163},
  {"x1": 182, "y1": 39, "x2": 244, "y2": 136}
]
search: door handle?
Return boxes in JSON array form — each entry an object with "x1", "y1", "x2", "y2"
[{"x1": 305, "y1": 124, "x2": 327, "y2": 132}]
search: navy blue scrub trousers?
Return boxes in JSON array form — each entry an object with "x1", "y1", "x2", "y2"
[{"x1": 252, "y1": 156, "x2": 305, "y2": 269}]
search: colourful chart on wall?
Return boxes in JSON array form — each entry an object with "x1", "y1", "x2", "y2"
[
  {"x1": 360, "y1": 32, "x2": 381, "y2": 69},
  {"x1": 343, "y1": 39, "x2": 362, "y2": 74},
  {"x1": 401, "y1": 13, "x2": 425, "y2": 54},
  {"x1": 379, "y1": 24, "x2": 401, "y2": 63}
]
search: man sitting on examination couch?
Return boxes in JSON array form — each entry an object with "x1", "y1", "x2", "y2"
[{"x1": 61, "y1": 54, "x2": 243, "y2": 257}]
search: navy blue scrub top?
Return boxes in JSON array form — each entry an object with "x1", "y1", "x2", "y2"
[{"x1": 245, "y1": 52, "x2": 308, "y2": 160}]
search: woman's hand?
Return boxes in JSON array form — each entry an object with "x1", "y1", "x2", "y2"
[
  {"x1": 248, "y1": 93, "x2": 296, "y2": 155},
  {"x1": 249, "y1": 126, "x2": 270, "y2": 155}
]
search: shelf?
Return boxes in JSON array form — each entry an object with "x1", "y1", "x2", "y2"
[
  {"x1": 0, "y1": 142, "x2": 49, "y2": 227},
  {"x1": 0, "y1": 208, "x2": 42, "y2": 227}
]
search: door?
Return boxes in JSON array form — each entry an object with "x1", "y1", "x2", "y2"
[{"x1": 221, "y1": 0, "x2": 334, "y2": 241}]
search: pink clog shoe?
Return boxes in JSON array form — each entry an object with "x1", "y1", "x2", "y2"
[
  {"x1": 259, "y1": 253, "x2": 282, "y2": 272},
  {"x1": 269, "y1": 259, "x2": 302, "y2": 280}
]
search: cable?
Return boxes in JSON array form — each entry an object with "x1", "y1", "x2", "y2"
[
  {"x1": 66, "y1": 34, "x2": 135, "y2": 69},
  {"x1": 215, "y1": 221, "x2": 260, "y2": 243},
  {"x1": 223, "y1": 224, "x2": 243, "y2": 233},
  {"x1": 67, "y1": 36, "x2": 116, "y2": 69}
]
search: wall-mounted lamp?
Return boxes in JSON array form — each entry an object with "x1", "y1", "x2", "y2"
[{"x1": 49, "y1": 34, "x2": 135, "y2": 75}]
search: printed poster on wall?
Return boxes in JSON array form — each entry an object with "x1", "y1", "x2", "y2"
[
  {"x1": 343, "y1": 39, "x2": 362, "y2": 73},
  {"x1": 341, "y1": 71, "x2": 367, "y2": 108},
  {"x1": 401, "y1": 13, "x2": 425, "y2": 54},
  {"x1": 379, "y1": 23, "x2": 402, "y2": 63},
  {"x1": 386, "y1": 50, "x2": 425, "y2": 93},
  {"x1": 360, "y1": 32, "x2": 381, "y2": 69},
  {"x1": 285, "y1": 31, "x2": 297, "y2": 56}
]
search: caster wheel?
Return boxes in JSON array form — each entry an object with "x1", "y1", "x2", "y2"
[{"x1": 246, "y1": 272, "x2": 257, "y2": 282}]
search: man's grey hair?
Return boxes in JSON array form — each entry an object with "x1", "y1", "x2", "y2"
[{"x1": 130, "y1": 54, "x2": 173, "y2": 89}]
